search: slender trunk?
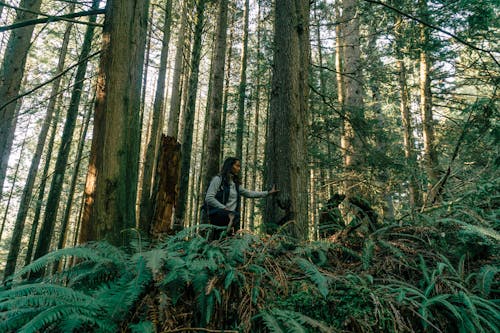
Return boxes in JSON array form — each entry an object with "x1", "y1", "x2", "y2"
[
  {"x1": 203, "y1": 0, "x2": 229, "y2": 191},
  {"x1": 248, "y1": 3, "x2": 262, "y2": 230},
  {"x1": 235, "y1": 0, "x2": 249, "y2": 160},
  {"x1": 52, "y1": 100, "x2": 92, "y2": 273},
  {"x1": 167, "y1": 1, "x2": 188, "y2": 139},
  {"x1": 3, "y1": 10, "x2": 75, "y2": 279},
  {"x1": 33, "y1": 0, "x2": 100, "y2": 266},
  {"x1": 395, "y1": 16, "x2": 419, "y2": 208},
  {"x1": 220, "y1": 16, "x2": 235, "y2": 163},
  {"x1": 0, "y1": 112, "x2": 30, "y2": 244},
  {"x1": 58, "y1": 101, "x2": 92, "y2": 247},
  {"x1": 0, "y1": 0, "x2": 43, "y2": 199},
  {"x1": 140, "y1": 0, "x2": 173, "y2": 233},
  {"x1": 175, "y1": 0, "x2": 206, "y2": 224},
  {"x1": 25, "y1": 98, "x2": 64, "y2": 266},
  {"x1": 341, "y1": 0, "x2": 364, "y2": 197},
  {"x1": 419, "y1": 0, "x2": 440, "y2": 206}
]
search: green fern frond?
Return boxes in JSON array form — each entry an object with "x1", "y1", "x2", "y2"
[
  {"x1": 10, "y1": 246, "x2": 116, "y2": 282},
  {"x1": 133, "y1": 248, "x2": 168, "y2": 275},
  {"x1": 59, "y1": 314, "x2": 116, "y2": 333},
  {"x1": 439, "y1": 218, "x2": 500, "y2": 241},
  {"x1": 0, "y1": 308, "x2": 41, "y2": 332},
  {"x1": 362, "y1": 238, "x2": 375, "y2": 270},
  {"x1": 477, "y1": 313, "x2": 500, "y2": 333},
  {"x1": 94, "y1": 257, "x2": 152, "y2": 321},
  {"x1": 419, "y1": 255, "x2": 431, "y2": 286},
  {"x1": 17, "y1": 304, "x2": 109, "y2": 333},
  {"x1": 258, "y1": 311, "x2": 285, "y2": 333},
  {"x1": 276, "y1": 309, "x2": 334, "y2": 333},
  {"x1": 0, "y1": 283, "x2": 98, "y2": 307},
  {"x1": 294, "y1": 258, "x2": 329, "y2": 297},
  {"x1": 377, "y1": 239, "x2": 406, "y2": 261},
  {"x1": 476, "y1": 265, "x2": 499, "y2": 297},
  {"x1": 457, "y1": 291, "x2": 481, "y2": 324},
  {"x1": 423, "y1": 294, "x2": 463, "y2": 323}
]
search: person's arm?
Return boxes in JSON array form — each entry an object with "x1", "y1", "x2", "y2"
[
  {"x1": 205, "y1": 176, "x2": 227, "y2": 209},
  {"x1": 239, "y1": 186, "x2": 269, "y2": 198},
  {"x1": 239, "y1": 184, "x2": 279, "y2": 198}
]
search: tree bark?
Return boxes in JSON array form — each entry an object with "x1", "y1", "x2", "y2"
[
  {"x1": 79, "y1": 0, "x2": 150, "y2": 246},
  {"x1": 175, "y1": 0, "x2": 206, "y2": 225},
  {"x1": 419, "y1": 0, "x2": 440, "y2": 206},
  {"x1": 151, "y1": 135, "x2": 181, "y2": 235},
  {"x1": 0, "y1": 0, "x2": 43, "y2": 200},
  {"x1": 203, "y1": 0, "x2": 229, "y2": 191},
  {"x1": 140, "y1": 0, "x2": 173, "y2": 233},
  {"x1": 395, "y1": 15, "x2": 419, "y2": 208},
  {"x1": 248, "y1": 2, "x2": 263, "y2": 231},
  {"x1": 235, "y1": 0, "x2": 250, "y2": 160},
  {"x1": 341, "y1": 0, "x2": 364, "y2": 197},
  {"x1": 167, "y1": 1, "x2": 188, "y2": 139},
  {"x1": 264, "y1": 0, "x2": 310, "y2": 240}
]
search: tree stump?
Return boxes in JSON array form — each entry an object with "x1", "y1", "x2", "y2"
[{"x1": 151, "y1": 135, "x2": 181, "y2": 236}]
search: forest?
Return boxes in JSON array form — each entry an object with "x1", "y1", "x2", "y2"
[{"x1": 0, "y1": 0, "x2": 498, "y2": 332}]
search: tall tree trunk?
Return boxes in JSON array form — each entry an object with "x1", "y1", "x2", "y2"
[
  {"x1": 203, "y1": 0, "x2": 228, "y2": 190},
  {"x1": 57, "y1": 101, "x2": 92, "y2": 249},
  {"x1": 3, "y1": 9, "x2": 75, "y2": 280},
  {"x1": 366, "y1": 29, "x2": 394, "y2": 221},
  {"x1": 264, "y1": 0, "x2": 310, "y2": 240},
  {"x1": 80, "y1": 0, "x2": 149, "y2": 245},
  {"x1": 53, "y1": 100, "x2": 92, "y2": 273},
  {"x1": 24, "y1": 97, "x2": 64, "y2": 266},
  {"x1": 0, "y1": 112, "x2": 30, "y2": 244},
  {"x1": 140, "y1": 0, "x2": 173, "y2": 233},
  {"x1": 167, "y1": 1, "x2": 188, "y2": 139},
  {"x1": 395, "y1": 15, "x2": 419, "y2": 209},
  {"x1": 220, "y1": 15, "x2": 235, "y2": 163},
  {"x1": 175, "y1": 0, "x2": 206, "y2": 225},
  {"x1": 248, "y1": 1, "x2": 263, "y2": 231},
  {"x1": 341, "y1": 0, "x2": 364, "y2": 197},
  {"x1": 235, "y1": 0, "x2": 250, "y2": 160},
  {"x1": 0, "y1": 0, "x2": 43, "y2": 200},
  {"x1": 32, "y1": 0, "x2": 100, "y2": 266},
  {"x1": 419, "y1": 0, "x2": 440, "y2": 206}
]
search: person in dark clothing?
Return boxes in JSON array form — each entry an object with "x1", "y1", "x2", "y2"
[{"x1": 204, "y1": 157, "x2": 277, "y2": 239}]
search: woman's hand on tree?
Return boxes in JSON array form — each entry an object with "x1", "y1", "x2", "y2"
[{"x1": 268, "y1": 185, "x2": 279, "y2": 195}]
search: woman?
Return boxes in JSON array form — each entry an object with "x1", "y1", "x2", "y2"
[{"x1": 205, "y1": 157, "x2": 277, "y2": 239}]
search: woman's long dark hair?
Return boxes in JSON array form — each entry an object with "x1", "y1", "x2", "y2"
[{"x1": 219, "y1": 157, "x2": 240, "y2": 186}]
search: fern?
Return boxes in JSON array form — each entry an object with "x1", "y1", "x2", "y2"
[
  {"x1": 17, "y1": 304, "x2": 112, "y2": 333},
  {"x1": 475, "y1": 265, "x2": 499, "y2": 297},
  {"x1": 134, "y1": 248, "x2": 168, "y2": 275},
  {"x1": 362, "y1": 238, "x2": 375, "y2": 270},
  {"x1": 258, "y1": 311, "x2": 285, "y2": 333},
  {"x1": 294, "y1": 258, "x2": 329, "y2": 297}
]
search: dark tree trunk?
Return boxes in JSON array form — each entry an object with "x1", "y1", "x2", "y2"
[
  {"x1": 80, "y1": 0, "x2": 149, "y2": 245},
  {"x1": 264, "y1": 0, "x2": 310, "y2": 240}
]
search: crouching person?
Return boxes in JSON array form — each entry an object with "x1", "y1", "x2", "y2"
[{"x1": 204, "y1": 157, "x2": 278, "y2": 240}]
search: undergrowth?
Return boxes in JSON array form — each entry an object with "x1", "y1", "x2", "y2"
[{"x1": 1, "y1": 187, "x2": 499, "y2": 332}]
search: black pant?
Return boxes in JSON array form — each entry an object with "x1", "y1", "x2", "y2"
[{"x1": 208, "y1": 208, "x2": 240, "y2": 240}]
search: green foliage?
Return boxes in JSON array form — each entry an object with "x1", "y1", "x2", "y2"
[{"x1": 1, "y1": 199, "x2": 498, "y2": 333}]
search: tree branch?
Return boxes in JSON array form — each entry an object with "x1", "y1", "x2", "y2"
[
  {"x1": 0, "y1": 50, "x2": 102, "y2": 112},
  {"x1": 0, "y1": 2, "x2": 105, "y2": 32},
  {"x1": 362, "y1": 0, "x2": 499, "y2": 67}
]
